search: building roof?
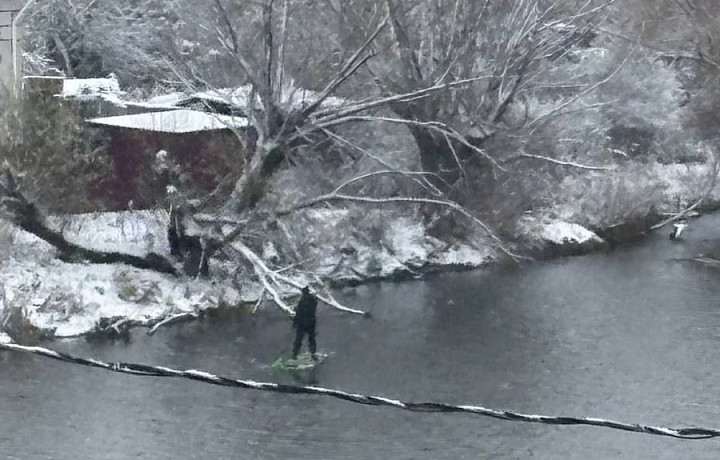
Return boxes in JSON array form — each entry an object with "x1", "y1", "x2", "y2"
[
  {"x1": 86, "y1": 109, "x2": 249, "y2": 134},
  {"x1": 133, "y1": 83, "x2": 348, "y2": 115}
]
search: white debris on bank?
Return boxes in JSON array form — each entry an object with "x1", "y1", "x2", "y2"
[
  {"x1": 310, "y1": 212, "x2": 494, "y2": 283},
  {"x1": 384, "y1": 217, "x2": 428, "y2": 268},
  {"x1": 540, "y1": 221, "x2": 603, "y2": 245},
  {"x1": 429, "y1": 243, "x2": 495, "y2": 267},
  {"x1": 519, "y1": 216, "x2": 604, "y2": 247}
]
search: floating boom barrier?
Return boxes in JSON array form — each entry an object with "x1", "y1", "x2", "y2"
[{"x1": 1, "y1": 341, "x2": 719, "y2": 440}]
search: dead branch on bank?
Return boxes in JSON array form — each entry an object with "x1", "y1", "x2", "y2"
[
  {"x1": 147, "y1": 312, "x2": 200, "y2": 336},
  {"x1": 229, "y1": 241, "x2": 368, "y2": 317}
]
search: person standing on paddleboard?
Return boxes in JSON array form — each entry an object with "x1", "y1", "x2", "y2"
[{"x1": 292, "y1": 286, "x2": 318, "y2": 361}]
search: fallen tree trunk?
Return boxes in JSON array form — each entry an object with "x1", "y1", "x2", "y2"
[{"x1": 0, "y1": 169, "x2": 178, "y2": 276}]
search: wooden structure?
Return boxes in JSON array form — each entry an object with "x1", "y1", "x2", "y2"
[
  {"x1": 87, "y1": 110, "x2": 253, "y2": 209},
  {"x1": 0, "y1": 0, "x2": 29, "y2": 91}
]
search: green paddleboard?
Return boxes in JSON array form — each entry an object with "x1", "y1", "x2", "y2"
[{"x1": 272, "y1": 352, "x2": 330, "y2": 371}]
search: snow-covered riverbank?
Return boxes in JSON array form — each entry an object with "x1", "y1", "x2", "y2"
[
  {"x1": 0, "y1": 209, "x2": 495, "y2": 339},
  {"x1": 0, "y1": 160, "x2": 715, "y2": 340}
]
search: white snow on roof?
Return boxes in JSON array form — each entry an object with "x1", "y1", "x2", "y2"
[
  {"x1": 146, "y1": 92, "x2": 186, "y2": 105},
  {"x1": 60, "y1": 74, "x2": 123, "y2": 100},
  {"x1": 119, "y1": 92, "x2": 192, "y2": 111},
  {"x1": 86, "y1": 109, "x2": 249, "y2": 133},
  {"x1": 131, "y1": 88, "x2": 254, "y2": 111},
  {"x1": 191, "y1": 87, "x2": 252, "y2": 107},
  {"x1": 135, "y1": 82, "x2": 349, "y2": 113}
]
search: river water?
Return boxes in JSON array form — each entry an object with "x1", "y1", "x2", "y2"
[{"x1": 4, "y1": 216, "x2": 720, "y2": 459}]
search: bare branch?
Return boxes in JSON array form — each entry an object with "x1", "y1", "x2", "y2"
[
  {"x1": 300, "y1": 18, "x2": 388, "y2": 118},
  {"x1": 331, "y1": 170, "x2": 446, "y2": 195},
  {"x1": 385, "y1": 0, "x2": 423, "y2": 85},
  {"x1": 275, "y1": 0, "x2": 290, "y2": 99},
  {"x1": 529, "y1": 47, "x2": 636, "y2": 130},
  {"x1": 252, "y1": 289, "x2": 266, "y2": 314},
  {"x1": 443, "y1": 132, "x2": 466, "y2": 178},
  {"x1": 231, "y1": 241, "x2": 295, "y2": 316},
  {"x1": 312, "y1": 115, "x2": 505, "y2": 172},
  {"x1": 267, "y1": 270, "x2": 368, "y2": 316},
  {"x1": 147, "y1": 312, "x2": 199, "y2": 336},
  {"x1": 310, "y1": 75, "x2": 496, "y2": 123},
  {"x1": 229, "y1": 240, "x2": 367, "y2": 316},
  {"x1": 214, "y1": 0, "x2": 239, "y2": 54},
  {"x1": 321, "y1": 129, "x2": 446, "y2": 196},
  {"x1": 279, "y1": 194, "x2": 525, "y2": 263},
  {"x1": 51, "y1": 32, "x2": 74, "y2": 77},
  {"x1": 510, "y1": 153, "x2": 615, "y2": 171}
]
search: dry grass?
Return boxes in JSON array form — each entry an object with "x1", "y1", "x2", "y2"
[{"x1": 0, "y1": 292, "x2": 43, "y2": 345}]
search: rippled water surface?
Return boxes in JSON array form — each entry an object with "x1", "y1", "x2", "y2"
[{"x1": 5, "y1": 215, "x2": 720, "y2": 459}]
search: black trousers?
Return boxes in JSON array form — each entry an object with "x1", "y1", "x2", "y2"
[{"x1": 292, "y1": 322, "x2": 316, "y2": 358}]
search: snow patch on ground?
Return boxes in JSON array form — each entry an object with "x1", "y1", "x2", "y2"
[
  {"x1": 0, "y1": 256, "x2": 221, "y2": 337},
  {"x1": 540, "y1": 221, "x2": 603, "y2": 245},
  {"x1": 0, "y1": 211, "x2": 239, "y2": 338},
  {"x1": 518, "y1": 216, "x2": 604, "y2": 247},
  {"x1": 429, "y1": 243, "x2": 494, "y2": 267},
  {"x1": 385, "y1": 217, "x2": 427, "y2": 268},
  {"x1": 14, "y1": 210, "x2": 169, "y2": 257}
]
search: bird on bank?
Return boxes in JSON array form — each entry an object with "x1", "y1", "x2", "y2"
[{"x1": 669, "y1": 220, "x2": 688, "y2": 240}]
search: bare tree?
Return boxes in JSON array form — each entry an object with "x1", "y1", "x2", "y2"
[
  {"x1": 24, "y1": 0, "x2": 184, "y2": 86},
  {"x1": 357, "y1": 0, "x2": 612, "y2": 189}
]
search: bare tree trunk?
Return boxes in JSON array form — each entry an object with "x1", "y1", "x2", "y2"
[
  {"x1": 51, "y1": 32, "x2": 75, "y2": 77},
  {"x1": 228, "y1": 141, "x2": 286, "y2": 211},
  {"x1": 407, "y1": 125, "x2": 462, "y2": 187}
]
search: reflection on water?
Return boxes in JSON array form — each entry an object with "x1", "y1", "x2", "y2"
[{"x1": 5, "y1": 216, "x2": 720, "y2": 458}]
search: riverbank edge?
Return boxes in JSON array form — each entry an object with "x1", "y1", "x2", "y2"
[{"x1": 2, "y1": 161, "x2": 717, "y2": 342}]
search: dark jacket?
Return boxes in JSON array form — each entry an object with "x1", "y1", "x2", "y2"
[{"x1": 293, "y1": 291, "x2": 317, "y2": 329}]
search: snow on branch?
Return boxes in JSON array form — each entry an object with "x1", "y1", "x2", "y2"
[
  {"x1": 513, "y1": 153, "x2": 614, "y2": 171},
  {"x1": 229, "y1": 241, "x2": 367, "y2": 317},
  {"x1": 231, "y1": 242, "x2": 295, "y2": 316},
  {"x1": 279, "y1": 193, "x2": 525, "y2": 263},
  {"x1": 321, "y1": 129, "x2": 448, "y2": 196},
  {"x1": 313, "y1": 115, "x2": 505, "y2": 172},
  {"x1": 528, "y1": 44, "x2": 637, "y2": 130}
]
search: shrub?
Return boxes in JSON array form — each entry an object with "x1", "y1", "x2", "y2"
[
  {"x1": 0, "y1": 290, "x2": 43, "y2": 345},
  {"x1": 0, "y1": 92, "x2": 112, "y2": 213}
]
